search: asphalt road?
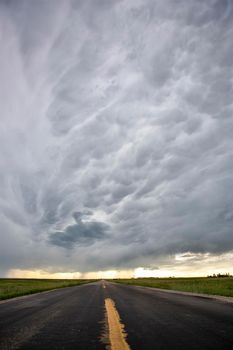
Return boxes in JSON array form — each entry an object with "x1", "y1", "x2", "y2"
[{"x1": 0, "y1": 281, "x2": 233, "y2": 350}]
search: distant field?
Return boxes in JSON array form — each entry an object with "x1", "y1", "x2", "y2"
[
  {"x1": 0, "y1": 278, "x2": 94, "y2": 300},
  {"x1": 114, "y1": 277, "x2": 233, "y2": 297}
]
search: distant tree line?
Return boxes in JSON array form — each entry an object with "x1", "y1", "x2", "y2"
[{"x1": 207, "y1": 273, "x2": 232, "y2": 278}]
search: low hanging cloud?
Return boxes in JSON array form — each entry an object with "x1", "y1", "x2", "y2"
[
  {"x1": 49, "y1": 211, "x2": 109, "y2": 249},
  {"x1": 0, "y1": 0, "x2": 233, "y2": 275}
]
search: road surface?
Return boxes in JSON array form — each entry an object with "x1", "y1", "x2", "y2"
[{"x1": 0, "y1": 280, "x2": 233, "y2": 349}]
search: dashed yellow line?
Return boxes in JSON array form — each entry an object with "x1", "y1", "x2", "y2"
[{"x1": 104, "y1": 298, "x2": 131, "y2": 350}]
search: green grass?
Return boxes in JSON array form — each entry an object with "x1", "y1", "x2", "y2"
[
  {"x1": 0, "y1": 278, "x2": 95, "y2": 300},
  {"x1": 113, "y1": 277, "x2": 233, "y2": 297}
]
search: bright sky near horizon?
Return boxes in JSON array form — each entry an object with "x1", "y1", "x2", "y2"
[{"x1": 1, "y1": 0, "x2": 233, "y2": 279}]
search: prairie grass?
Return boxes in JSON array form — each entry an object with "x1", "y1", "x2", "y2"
[
  {"x1": 0, "y1": 278, "x2": 94, "y2": 300},
  {"x1": 114, "y1": 277, "x2": 233, "y2": 297}
]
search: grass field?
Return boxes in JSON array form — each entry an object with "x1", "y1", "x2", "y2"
[
  {"x1": 0, "y1": 278, "x2": 94, "y2": 300},
  {"x1": 114, "y1": 277, "x2": 233, "y2": 297}
]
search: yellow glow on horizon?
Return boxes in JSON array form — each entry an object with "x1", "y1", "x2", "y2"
[
  {"x1": 7, "y1": 269, "x2": 82, "y2": 279},
  {"x1": 82, "y1": 269, "x2": 133, "y2": 279},
  {"x1": 7, "y1": 269, "x2": 133, "y2": 279},
  {"x1": 133, "y1": 267, "x2": 178, "y2": 278}
]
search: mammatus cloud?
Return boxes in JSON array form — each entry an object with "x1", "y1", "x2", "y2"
[{"x1": 0, "y1": 0, "x2": 233, "y2": 276}]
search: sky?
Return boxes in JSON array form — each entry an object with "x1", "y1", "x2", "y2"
[{"x1": 0, "y1": 0, "x2": 233, "y2": 279}]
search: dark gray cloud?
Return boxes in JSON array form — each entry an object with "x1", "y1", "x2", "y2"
[
  {"x1": 48, "y1": 211, "x2": 109, "y2": 249},
  {"x1": 0, "y1": 0, "x2": 233, "y2": 275}
]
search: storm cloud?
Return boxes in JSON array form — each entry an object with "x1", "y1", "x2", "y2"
[
  {"x1": 0, "y1": 0, "x2": 233, "y2": 275},
  {"x1": 49, "y1": 211, "x2": 109, "y2": 249}
]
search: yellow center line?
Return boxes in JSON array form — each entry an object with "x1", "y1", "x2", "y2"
[{"x1": 104, "y1": 298, "x2": 131, "y2": 350}]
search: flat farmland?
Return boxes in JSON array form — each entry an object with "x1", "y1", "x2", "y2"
[
  {"x1": 0, "y1": 278, "x2": 94, "y2": 300},
  {"x1": 114, "y1": 277, "x2": 233, "y2": 297}
]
